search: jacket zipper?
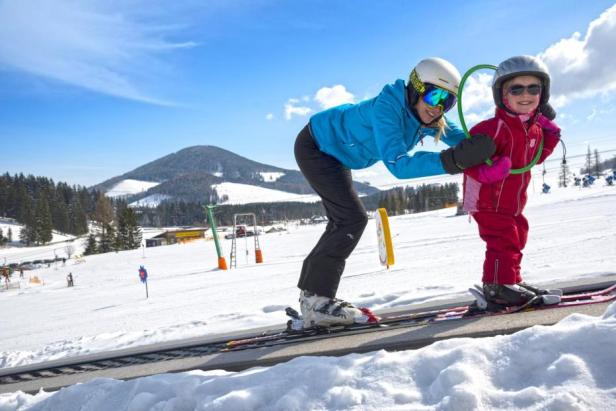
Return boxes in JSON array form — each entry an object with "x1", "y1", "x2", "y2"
[{"x1": 516, "y1": 118, "x2": 530, "y2": 216}]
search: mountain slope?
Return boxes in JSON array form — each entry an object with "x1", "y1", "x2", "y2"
[{"x1": 94, "y1": 145, "x2": 379, "y2": 204}]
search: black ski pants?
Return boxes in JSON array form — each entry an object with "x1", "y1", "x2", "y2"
[{"x1": 294, "y1": 124, "x2": 368, "y2": 298}]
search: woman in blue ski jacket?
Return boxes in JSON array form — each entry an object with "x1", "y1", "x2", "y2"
[{"x1": 295, "y1": 57, "x2": 496, "y2": 327}]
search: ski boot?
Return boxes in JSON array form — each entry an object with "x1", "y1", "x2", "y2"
[
  {"x1": 517, "y1": 282, "x2": 563, "y2": 297},
  {"x1": 299, "y1": 290, "x2": 376, "y2": 328},
  {"x1": 482, "y1": 283, "x2": 538, "y2": 307}
]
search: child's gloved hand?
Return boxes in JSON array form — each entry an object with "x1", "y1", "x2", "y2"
[
  {"x1": 536, "y1": 114, "x2": 561, "y2": 135},
  {"x1": 475, "y1": 156, "x2": 512, "y2": 184}
]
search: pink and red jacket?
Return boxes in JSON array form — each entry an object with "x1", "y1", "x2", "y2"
[{"x1": 463, "y1": 108, "x2": 561, "y2": 215}]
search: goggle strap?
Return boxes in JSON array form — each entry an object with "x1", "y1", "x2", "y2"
[{"x1": 410, "y1": 70, "x2": 425, "y2": 94}]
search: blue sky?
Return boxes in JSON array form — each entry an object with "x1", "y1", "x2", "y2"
[{"x1": 1, "y1": 0, "x2": 616, "y2": 186}]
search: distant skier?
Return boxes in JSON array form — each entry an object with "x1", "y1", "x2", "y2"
[
  {"x1": 542, "y1": 183, "x2": 551, "y2": 194},
  {"x1": 2, "y1": 266, "x2": 9, "y2": 288},
  {"x1": 462, "y1": 56, "x2": 561, "y2": 307},
  {"x1": 67, "y1": 272, "x2": 74, "y2": 287},
  {"x1": 294, "y1": 57, "x2": 496, "y2": 326}
]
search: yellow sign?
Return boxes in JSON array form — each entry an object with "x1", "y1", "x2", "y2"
[
  {"x1": 175, "y1": 230, "x2": 204, "y2": 238},
  {"x1": 376, "y1": 208, "x2": 395, "y2": 268}
]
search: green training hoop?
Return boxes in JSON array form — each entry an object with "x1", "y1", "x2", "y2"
[{"x1": 457, "y1": 64, "x2": 543, "y2": 175}]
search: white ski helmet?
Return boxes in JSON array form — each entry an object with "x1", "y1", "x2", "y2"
[
  {"x1": 409, "y1": 57, "x2": 461, "y2": 95},
  {"x1": 492, "y1": 55, "x2": 551, "y2": 109}
]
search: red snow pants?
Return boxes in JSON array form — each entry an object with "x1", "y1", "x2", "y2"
[{"x1": 472, "y1": 211, "x2": 529, "y2": 285}]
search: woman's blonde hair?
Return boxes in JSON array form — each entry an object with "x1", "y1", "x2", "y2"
[{"x1": 434, "y1": 117, "x2": 447, "y2": 143}]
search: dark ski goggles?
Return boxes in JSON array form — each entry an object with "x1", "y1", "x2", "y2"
[
  {"x1": 422, "y1": 85, "x2": 457, "y2": 112},
  {"x1": 508, "y1": 84, "x2": 542, "y2": 96}
]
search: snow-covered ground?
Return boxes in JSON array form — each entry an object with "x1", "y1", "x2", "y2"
[
  {"x1": 213, "y1": 182, "x2": 320, "y2": 204},
  {"x1": 1, "y1": 178, "x2": 615, "y2": 410},
  {"x1": 259, "y1": 171, "x2": 286, "y2": 182},
  {"x1": 0, "y1": 220, "x2": 76, "y2": 254},
  {"x1": 106, "y1": 179, "x2": 160, "y2": 198},
  {"x1": 128, "y1": 193, "x2": 172, "y2": 208}
]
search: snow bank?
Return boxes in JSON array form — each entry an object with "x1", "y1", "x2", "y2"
[{"x1": 4, "y1": 301, "x2": 615, "y2": 410}]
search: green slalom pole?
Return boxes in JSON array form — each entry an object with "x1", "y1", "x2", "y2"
[
  {"x1": 205, "y1": 205, "x2": 228, "y2": 269},
  {"x1": 457, "y1": 64, "x2": 543, "y2": 175}
]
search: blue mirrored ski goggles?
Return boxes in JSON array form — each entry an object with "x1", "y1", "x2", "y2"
[{"x1": 422, "y1": 85, "x2": 457, "y2": 112}]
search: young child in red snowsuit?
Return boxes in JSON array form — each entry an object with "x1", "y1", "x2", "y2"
[{"x1": 463, "y1": 56, "x2": 561, "y2": 306}]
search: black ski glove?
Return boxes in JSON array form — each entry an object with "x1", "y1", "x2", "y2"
[
  {"x1": 440, "y1": 134, "x2": 496, "y2": 174},
  {"x1": 539, "y1": 102, "x2": 556, "y2": 120}
]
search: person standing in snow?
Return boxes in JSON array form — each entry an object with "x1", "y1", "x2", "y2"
[
  {"x1": 462, "y1": 55, "x2": 561, "y2": 307},
  {"x1": 294, "y1": 57, "x2": 496, "y2": 326},
  {"x1": 2, "y1": 266, "x2": 9, "y2": 288}
]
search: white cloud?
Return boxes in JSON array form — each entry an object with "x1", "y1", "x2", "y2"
[
  {"x1": 0, "y1": 0, "x2": 196, "y2": 105},
  {"x1": 265, "y1": 113, "x2": 274, "y2": 120},
  {"x1": 585, "y1": 105, "x2": 616, "y2": 122},
  {"x1": 464, "y1": 108, "x2": 495, "y2": 125},
  {"x1": 314, "y1": 85, "x2": 355, "y2": 109},
  {"x1": 539, "y1": 4, "x2": 616, "y2": 103},
  {"x1": 458, "y1": 72, "x2": 494, "y2": 126},
  {"x1": 460, "y1": 72, "x2": 493, "y2": 112},
  {"x1": 283, "y1": 85, "x2": 355, "y2": 120},
  {"x1": 284, "y1": 98, "x2": 312, "y2": 120}
]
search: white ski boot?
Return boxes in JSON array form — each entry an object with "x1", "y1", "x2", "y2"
[{"x1": 299, "y1": 290, "x2": 367, "y2": 327}]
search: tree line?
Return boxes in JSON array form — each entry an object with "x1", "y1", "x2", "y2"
[
  {"x1": 581, "y1": 149, "x2": 615, "y2": 176},
  {"x1": 0, "y1": 173, "x2": 96, "y2": 245},
  {"x1": 0, "y1": 171, "x2": 458, "y2": 249},
  {"x1": 83, "y1": 197, "x2": 142, "y2": 255},
  {"x1": 0, "y1": 173, "x2": 142, "y2": 253},
  {"x1": 133, "y1": 183, "x2": 460, "y2": 227}
]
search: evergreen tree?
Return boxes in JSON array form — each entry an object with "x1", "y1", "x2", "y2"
[
  {"x1": 98, "y1": 223, "x2": 115, "y2": 253},
  {"x1": 115, "y1": 206, "x2": 142, "y2": 250},
  {"x1": 19, "y1": 201, "x2": 36, "y2": 245},
  {"x1": 116, "y1": 205, "x2": 129, "y2": 251},
  {"x1": 68, "y1": 197, "x2": 87, "y2": 235},
  {"x1": 593, "y1": 149, "x2": 601, "y2": 177},
  {"x1": 16, "y1": 185, "x2": 31, "y2": 224},
  {"x1": 585, "y1": 146, "x2": 592, "y2": 175},
  {"x1": 51, "y1": 191, "x2": 70, "y2": 233},
  {"x1": 0, "y1": 228, "x2": 4, "y2": 246},
  {"x1": 559, "y1": 161, "x2": 571, "y2": 187},
  {"x1": 35, "y1": 193, "x2": 53, "y2": 244},
  {"x1": 7, "y1": 227, "x2": 12, "y2": 243},
  {"x1": 84, "y1": 233, "x2": 98, "y2": 255},
  {"x1": 125, "y1": 207, "x2": 142, "y2": 249},
  {"x1": 113, "y1": 227, "x2": 123, "y2": 252}
]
